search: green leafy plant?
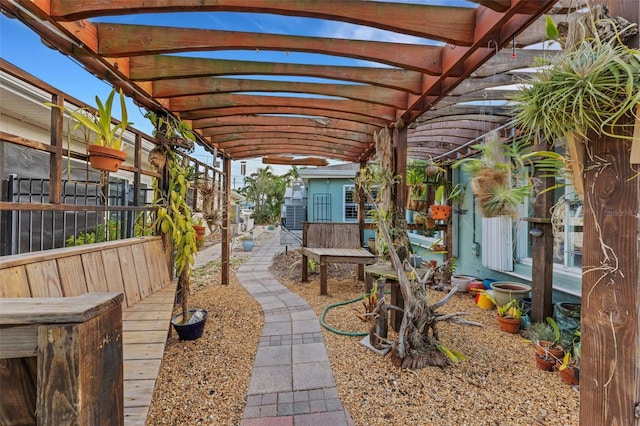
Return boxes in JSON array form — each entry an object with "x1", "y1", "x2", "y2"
[
  {"x1": 512, "y1": 19, "x2": 640, "y2": 143},
  {"x1": 454, "y1": 131, "x2": 567, "y2": 217},
  {"x1": 145, "y1": 110, "x2": 196, "y2": 149},
  {"x1": 496, "y1": 299, "x2": 525, "y2": 319},
  {"x1": 153, "y1": 150, "x2": 199, "y2": 323},
  {"x1": 66, "y1": 218, "x2": 122, "y2": 246},
  {"x1": 45, "y1": 88, "x2": 131, "y2": 150}
]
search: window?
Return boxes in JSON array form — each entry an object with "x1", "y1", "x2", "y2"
[
  {"x1": 343, "y1": 185, "x2": 377, "y2": 222},
  {"x1": 343, "y1": 185, "x2": 358, "y2": 222},
  {"x1": 514, "y1": 183, "x2": 582, "y2": 272}
]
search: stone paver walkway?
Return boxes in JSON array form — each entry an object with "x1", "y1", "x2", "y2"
[{"x1": 236, "y1": 232, "x2": 354, "y2": 426}]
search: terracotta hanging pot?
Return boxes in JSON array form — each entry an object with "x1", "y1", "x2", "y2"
[
  {"x1": 429, "y1": 205, "x2": 452, "y2": 220},
  {"x1": 88, "y1": 145, "x2": 127, "y2": 172},
  {"x1": 193, "y1": 225, "x2": 206, "y2": 241}
]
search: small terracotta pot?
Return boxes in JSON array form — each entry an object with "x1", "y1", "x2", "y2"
[
  {"x1": 430, "y1": 204, "x2": 452, "y2": 220},
  {"x1": 88, "y1": 145, "x2": 126, "y2": 172},
  {"x1": 534, "y1": 341, "x2": 564, "y2": 360},
  {"x1": 535, "y1": 354, "x2": 555, "y2": 371},
  {"x1": 558, "y1": 365, "x2": 580, "y2": 385},
  {"x1": 496, "y1": 315, "x2": 521, "y2": 333},
  {"x1": 193, "y1": 225, "x2": 206, "y2": 241}
]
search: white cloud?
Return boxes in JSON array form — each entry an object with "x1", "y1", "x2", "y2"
[{"x1": 320, "y1": 21, "x2": 435, "y2": 45}]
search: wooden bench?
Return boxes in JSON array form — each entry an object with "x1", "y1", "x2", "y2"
[
  {"x1": 301, "y1": 222, "x2": 376, "y2": 295},
  {"x1": 0, "y1": 236, "x2": 177, "y2": 426}
]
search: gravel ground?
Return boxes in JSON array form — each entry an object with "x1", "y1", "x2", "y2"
[{"x1": 148, "y1": 232, "x2": 580, "y2": 425}]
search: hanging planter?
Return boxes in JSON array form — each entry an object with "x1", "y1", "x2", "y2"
[
  {"x1": 87, "y1": 144, "x2": 127, "y2": 172},
  {"x1": 406, "y1": 185, "x2": 428, "y2": 211},
  {"x1": 429, "y1": 185, "x2": 452, "y2": 220},
  {"x1": 430, "y1": 205, "x2": 452, "y2": 221},
  {"x1": 45, "y1": 88, "x2": 131, "y2": 173},
  {"x1": 193, "y1": 225, "x2": 206, "y2": 241}
]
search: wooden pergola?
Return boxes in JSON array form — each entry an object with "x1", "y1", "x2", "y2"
[{"x1": 1, "y1": 0, "x2": 639, "y2": 423}]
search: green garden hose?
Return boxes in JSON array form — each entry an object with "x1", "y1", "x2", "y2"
[
  {"x1": 319, "y1": 291, "x2": 391, "y2": 337},
  {"x1": 320, "y1": 295, "x2": 368, "y2": 336}
]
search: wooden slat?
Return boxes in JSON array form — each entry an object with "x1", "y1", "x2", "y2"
[
  {"x1": 123, "y1": 379, "x2": 156, "y2": 409},
  {"x1": 82, "y1": 251, "x2": 109, "y2": 293},
  {"x1": 0, "y1": 293, "x2": 124, "y2": 325},
  {"x1": 123, "y1": 406, "x2": 148, "y2": 426},
  {"x1": 0, "y1": 267, "x2": 31, "y2": 297},
  {"x1": 143, "y1": 240, "x2": 165, "y2": 293},
  {"x1": 0, "y1": 324, "x2": 39, "y2": 358},
  {"x1": 118, "y1": 245, "x2": 141, "y2": 306},
  {"x1": 123, "y1": 359, "x2": 162, "y2": 381},
  {"x1": 25, "y1": 261, "x2": 63, "y2": 297},
  {"x1": 57, "y1": 255, "x2": 89, "y2": 296},
  {"x1": 123, "y1": 311, "x2": 171, "y2": 321},
  {"x1": 122, "y1": 330, "x2": 168, "y2": 345},
  {"x1": 131, "y1": 244, "x2": 152, "y2": 299},
  {"x1": 122, "y1": 343, "x2": 166, "y2": 361},
  {"x1": 102, "y1": 247, "x2": 127, "y2": 305}
]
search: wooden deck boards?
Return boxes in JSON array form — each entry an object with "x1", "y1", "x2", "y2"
[{"x1": 0, "y1": 237, "x2": 177, "y2": 426}]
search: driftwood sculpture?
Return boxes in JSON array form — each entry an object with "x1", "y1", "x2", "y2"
[
  {"x1": 373, "y1": 202, "x2": 484, "y2": 368},
  {"x1": 359, "y1": 127, "x2": 483, "y2": 369}
]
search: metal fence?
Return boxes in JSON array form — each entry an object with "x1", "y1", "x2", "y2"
[{"x1": 1, "y1": 174, "x2": 155, "y2": 255}]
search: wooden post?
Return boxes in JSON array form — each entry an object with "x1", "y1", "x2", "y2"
[
  {"x1": 580, "y1": 2, "x2": 639, "y2": 424},
  {"x1": 581, "y1": 121, "x2": 639, "y2": 423},
  {"x1": 393, "y1": 124, "x2": 407, "y2": 223},
  {"x1": 221, "y1": 156, "x2": 231, "y2": 285},
  {"x1": 0, "y1": 293, "x2": 124, "y2": 425},
  {"x1": 49, "y1": 94, "x2": 63, "y2": 205},
  {"x1": 530, "y1": 138, "x2": 555, "y2": 323},
  {"x1": 301, "y1": 221, "x2": 309, "y2": 282},
  {"x1": 356, "y1": 160, "x2": 367, "y2": 279}
]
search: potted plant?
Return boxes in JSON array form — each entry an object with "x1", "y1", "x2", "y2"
[
  {"x1": 46, "y1": 88, "x2": 132, "y2": 172},
  {"x1": 192, "y1": 215, "x2": 207, "y2": 241},
  {"x1": 495, "y1": 299, "x2": 525, "y2": 334},
  {"x1": 145, "y1": 110, "x2": 196, "y2": 150},
  {"x1": 558, "y1": 330, "x2": 581, "y2": 385},
  {"x1": 449, "y1": 183, "x2": 468, "y2": 214},
  {"x1": 524, "y1": 317, "x2": 565, "y2": 361},
  {"x1": 151, "y1": 135, "x2": 206, "y2": 340},
  {"x1": 511, "y1": 14, "x2": 640, "y2": 194},
  {"x1": 490, "y1": 281, "x2": 532, "y2": 307},
  {"x1": 239, "y1": 233, "x2": 255, "y2": 252},
  {"x1": 453, "y1": 131, "x2": 565, "y2": 217},
  {"x1": 429, "y1": 185, "x2": 452, "y2": 221},
  {"x1": 406, "y1": 163, "x2": 428, "y2": 211}
]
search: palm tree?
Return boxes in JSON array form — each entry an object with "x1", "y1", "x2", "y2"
[{"x1": 239, "y1": 166, "x2": 286, "y2": 223}]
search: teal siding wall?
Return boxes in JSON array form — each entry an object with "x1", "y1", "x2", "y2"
[
  {"x1": 411, "y1": 170, "x2": 582, "y2": 303},
  {"x1": 305, "y1": 178, "x2": 353, "y2": 222}
]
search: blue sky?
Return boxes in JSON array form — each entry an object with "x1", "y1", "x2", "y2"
[{"x1": 0, "y1": 1, "x2": 473, "y2": 183}]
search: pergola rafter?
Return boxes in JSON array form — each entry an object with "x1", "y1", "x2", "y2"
[{"x1": 2, "y1": 0, "x2": 559, "y2": 163}]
